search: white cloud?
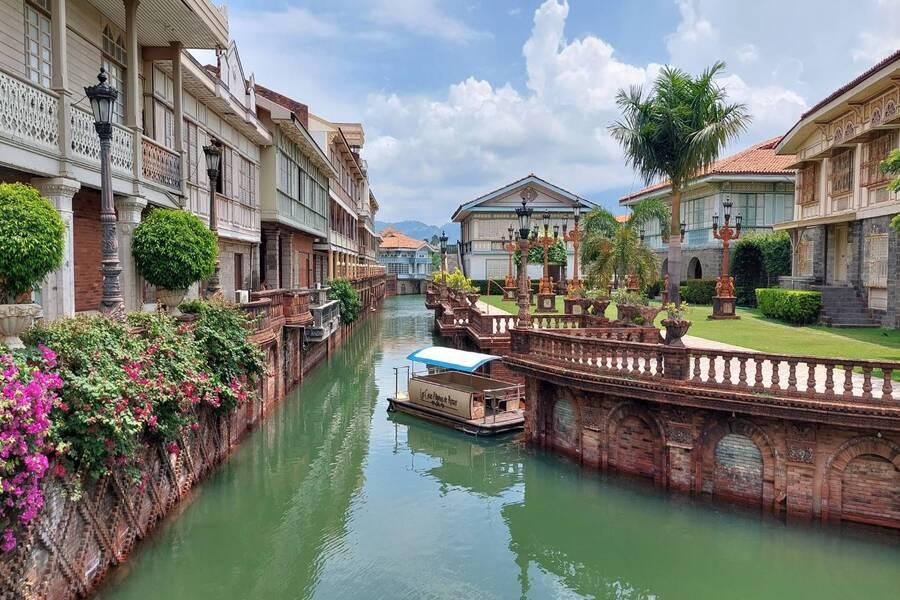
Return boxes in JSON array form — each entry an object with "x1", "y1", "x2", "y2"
[{"x1": 367, "y1": 0, "x2": 486, "y2": 43}]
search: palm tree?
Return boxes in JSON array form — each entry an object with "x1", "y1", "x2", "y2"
[
  {"x1": 580, "y1": 199, "x2": 671, "y2": 291},
  {"x1": 609, "y1": 61, "x2": 750, "y2": 304}
]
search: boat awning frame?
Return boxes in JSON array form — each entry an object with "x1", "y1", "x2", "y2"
[{"x1": 406, "y1": 346, "x2": 501, "y2": 373}]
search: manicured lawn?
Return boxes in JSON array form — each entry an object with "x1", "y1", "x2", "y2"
[{"x1": 479, "y1": 294, "x2": 900, "y2": 363}]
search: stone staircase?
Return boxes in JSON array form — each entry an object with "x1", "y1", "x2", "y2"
[{"x1": 813, "y1": 286, "x2": 881, "y2": 327}]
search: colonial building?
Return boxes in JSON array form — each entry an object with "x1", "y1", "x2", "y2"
[
  {"x1": 776, "y1": 51, "x2": 900, "y2": 328},
  {"x1": 308, "y1": 115, "x2": 379, "y2": 280},
  {"x1": 378, "y1": 228, "x2": 435, "y2": 294},
  {"x1": 0, "y1": 0, "x2": 233, "y2": 317},
  {"x1": 620, "y1": 138, "x2": 796, "y2": 281},
  {"x1": 453, "y1": 175, "x2": 597, "y2": 282},
  {"x1": 254, "y1": 84, "x2": 334, "y2": 289}
]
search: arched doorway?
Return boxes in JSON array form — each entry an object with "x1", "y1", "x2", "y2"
[
  {"x1": 687, "y1": 257, "x2": 702, "y2": 280},
  {"x1": 607, "y1": 405, "x2": 664, "y2": 483},
  {"x1": 552, "y1": 397, "x2": 578, "y2": 454},
  {"x1": 713, "y1": 434, "x2": 763, "y2": 505}
]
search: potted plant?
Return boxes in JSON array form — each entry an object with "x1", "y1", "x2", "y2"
[
  {"x1": 564, "y1": 285, "x2": 585, "y2": 314},
  {"x1": 583, "y1": 288, "x2": 611, "y2": 316},
  {"x1": 613, "y1": 288, "x2": 646, "y2": 323},
  {"x1": 0, "y1": 184, "x2": 66, "y2": 348},
  {"x1": 132, "y1": 209, "x2": 217, "y2": 315},
  {"x1": 661, "y1": 302, "x2": 692, "y2": 346}
]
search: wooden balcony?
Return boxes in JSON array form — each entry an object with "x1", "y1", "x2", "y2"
[{"x1": 141, "y1": 136, "x2": 180, "y2": 191}]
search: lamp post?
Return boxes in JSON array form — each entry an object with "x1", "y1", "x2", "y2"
[
  {"x1": 563, "y1": 205, "x2": 582, "y2": 296},
  {"x1": 85, "y1": 68, "x2": 125, "y2": 321},
  {"x1": 531, "y1": 210, "x2": 559, "y2": 313},
  {"x1": 710, "y1": 195, "x2": 742, "y2": 319},
  {"x1": 515, "y1": 187, "x2": 535, "y2": 326},
  {"x1": 503, "y1": 227, "x2": 518, "y2": 299},
  {"x1": 439, "y1": 231, "x2": 448, "y2": 300},
  {"x1": 203, "y1": 139, "x2": 223, "y2": 297}
]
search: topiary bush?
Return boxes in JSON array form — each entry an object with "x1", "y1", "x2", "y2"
[
  {"x1": 680, "y1": 279, "x2": 717, "y2": 304},
  {"x1": 328, "y1": 278, "x2": 363, "y2": 324},
  {"x1": 132, "y1": 209, "x2": 217, "y2": 291},
  {"x1": 755, "y1": 288, "x2": 822, "y2": 324},
  {"x1": 0, "y1": 183, "x2": 66, "y2": 302}
]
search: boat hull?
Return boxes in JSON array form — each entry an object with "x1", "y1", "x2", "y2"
[{"x1": 387, "y1": 397, "x2": 524, "y2": 436}]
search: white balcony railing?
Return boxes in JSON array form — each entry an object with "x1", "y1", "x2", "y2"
[
  {"x1": 0, "y1": 70, "x2": 59, "y2": 152},
  {"x1": 70, "y1": 106, "x2": 133, "y2": 174},
  {"x1": 141, "y1": 136, "x2": 180, "y2": 190}
]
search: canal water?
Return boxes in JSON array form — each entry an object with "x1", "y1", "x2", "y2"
[{"x1": 97, "y1": 295, "x2": 900, "y2": 600}]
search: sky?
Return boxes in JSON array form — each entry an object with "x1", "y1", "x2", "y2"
[{"x1": 212, "y1": 0, "x2": 900, "y2": 224}]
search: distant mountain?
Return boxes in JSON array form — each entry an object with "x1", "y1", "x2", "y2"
[{"x1": 375, "y1": 220, "x2": 460, "y2": 244}]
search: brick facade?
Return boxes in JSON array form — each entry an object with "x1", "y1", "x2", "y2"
[
  {"x1": 526, "y1": 381, "x2": 900, "y2": 526},
  {"x1": 72, "y1": 191, "x2": 102, "y2": 313}
]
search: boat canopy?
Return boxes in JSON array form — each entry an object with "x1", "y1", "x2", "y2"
[{"x1": 407, "y1": 346, "x2": 502, "y2": 373}]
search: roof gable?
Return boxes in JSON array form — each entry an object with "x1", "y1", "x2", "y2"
[{"x1": 452, "y1": 174, "x2": 597, "y2": 222}]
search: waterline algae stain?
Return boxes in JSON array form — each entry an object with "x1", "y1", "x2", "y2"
[{"x1": 97, "y1": 296, "x2": 900, "y2": 599}]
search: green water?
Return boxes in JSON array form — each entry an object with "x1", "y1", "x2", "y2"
[{"x1": 97, "y1": 296, "x2": 900, "y2": 600}]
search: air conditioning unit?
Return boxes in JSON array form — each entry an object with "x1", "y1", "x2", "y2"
[{"x1": 235, "y1": 289, "x2": 249, "y2": 304}]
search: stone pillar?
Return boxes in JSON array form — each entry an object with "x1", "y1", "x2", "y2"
[
  {"x1": 263, "y1": 226, "x2": 280, "y2": 288},
  {"x1": 279, "y1": 232, "x2": 294, "y2": 289},
  {"x1": 125, "y1": 0, "x2": 143, "y2": 189},
  {"x1": 115, "y1": 196, "x2": 147, "y2": 312},
  {"x1": 50, "y1": 0, "x2": 72, "y2": 178},
  {"x1": 31, "y1": 178, "x2": 80, "y2": 321}
]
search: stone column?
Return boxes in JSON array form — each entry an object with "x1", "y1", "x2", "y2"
[
  {"x1": 279, "y1": 231, "x2": 294, "y2": 289},
  {"x1": 31, "y1": 178, "x2": 80, "y2": 321},
  {"x1": 50, "y1": 0, "x2": 72, "y2": 178},
  {"x1": 125, "y1": 0, "x2": 143, "y2": 190},
  {"x1": 263, "y1": 226, "x2": 280, "y2": 288},
  {"x1": 115, "y1": 196, "x2": 147, "y2": 312}
]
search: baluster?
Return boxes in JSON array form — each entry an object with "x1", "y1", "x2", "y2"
[
  {"x1": 882, "y1": 369, "x2": 893, "y2": 402},
  {"x1": 691, "y1": 353, "x2": 702, "y2": 381},
  {"x1": 824, "y1": 364, "x2": 835, "y2": 396},
  {"x1": 806, "y1": 362, "x2": 817, "y2": 395},
  {"x1": 738, "y1": 357, "x2": 748, "y2": 387},
  {"x1": 787, "y1": 360, "x2": 798, "y2": 393},
  {"x1": 862, "y1": 368, "x2": 873, "y2": 400},
  {"x1": 768, "y1": 359, "x2": 780, "y2": 389},
  {"x1": 752, "y1": 357, "x2": 764, "y2": 390},
  {"x1": 843, "y1": 366, "x2": 854, "y2": 398},
  {"x1": 722, "y1": 354, "x2": 732, "y2": 385}
]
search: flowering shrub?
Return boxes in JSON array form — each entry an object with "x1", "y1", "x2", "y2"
[
  {"x1": 0, "y1": 348, "x2": 61, "y2": 552},
  {"x1": 178, "y1": 299, "x2": 264, "y2": 412}
]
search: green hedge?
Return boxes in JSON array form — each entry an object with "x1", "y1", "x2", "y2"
[
  {"x1": 680, "y1": 279, "x2": 717, "y2": 304},
  {"x1": 755, "y1": 288, "x2": 822, "y2": 324}
]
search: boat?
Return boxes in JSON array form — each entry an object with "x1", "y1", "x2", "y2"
[{"x1": 387, "y1": 346, "x2": 525, "y2": 436}]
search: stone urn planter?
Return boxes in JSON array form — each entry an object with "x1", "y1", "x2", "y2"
[
  {"x1": 0, "y1": 303, "x2": 42, "y2": 349},
  {"x1": 616, "y1": 304, "x2": 641, "y2": 323},
  {"x1": 662, "y1": 318, "x2": 692, "y2": 347},
  {"x1": 156, "y1": 288, "x2": 187, "y2": 316},
  {"x1": 586, "y1": 298, "x2": 610, "y2": 317},
  {"x1": 638, "y1": 306, "x2": 663, "y2": 326},
  {"x1": 466, "y1": 292, "x2": 480, "y2": 306}
]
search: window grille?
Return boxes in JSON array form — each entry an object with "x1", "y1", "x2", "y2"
[
  {"x1": 797, "y1": 163, "x2": 818, "y2": 205},
  {"x1": 864, "y1": 232, "x2": 889, "y2": 288},
  {"x1": 829, "y1": 150, "x2": 853, "y2": 196},
  {"x1": 861, "y1": 131, "x2": 896, "y2": 188}
]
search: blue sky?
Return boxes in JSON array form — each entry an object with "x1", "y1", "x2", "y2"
[{"x1": 218, "y1": 0, "x2": 900, "y2": 223}]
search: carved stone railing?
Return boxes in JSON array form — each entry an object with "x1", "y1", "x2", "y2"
[
  {"x1": 241, "y1": 298, "x2": 273, "y2": 335},
  {"x1": 141, "y1": 136, "x2": 181, "y2": 190},
  {"x1": 283, "y1": 289, "x2": 313, "y2": 326},
  {"x1": 0, "y1": 70, "x2": 58, "y2": 151},
  {"x1": 70, "y1": 106, "x2": 133, "y2": 174},
  {"x1": 307, "y1": 300, "x2": 340, "y2": 343},
  {"x1": 509, "y1": 328, "x2": 900, "y2": 405}
]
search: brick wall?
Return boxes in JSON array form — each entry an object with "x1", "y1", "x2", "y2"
[
  {"x1": 73, "y1": 191, "x2": 102, "y2": 313},
  {"x1": 526, "y1": 380, "x2": 900, "y2": 529}
]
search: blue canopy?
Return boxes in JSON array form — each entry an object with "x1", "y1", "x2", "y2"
[{"x1": 407, "y1": 346, "x2": 501, "y2": 373}]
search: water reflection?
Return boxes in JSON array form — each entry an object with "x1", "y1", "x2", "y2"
[{"x1": 96, "y1": 297, "x2": 900, "y2": 600}]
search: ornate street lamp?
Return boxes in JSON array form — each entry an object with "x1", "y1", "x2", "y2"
[
  {"x1": 85, "y1": 68, "x2": 125, "y2": 320},
  {"x1": 503, "y1": 227, "x2": 517, "y2": 294},
  {"x1": 710, "y1": 195, "x2": 742, "y2": 319},
  {"x1": 563, "y1": 205, "x2": 582, "y2": 296},
  {"x1": 515, "y1": 187, "x2": 535, "y2": 326},
  {"x1": 203, "y1": 139, "x2": 223, "y2": 297},
  {"x1": 532, "y1": 210, "x2": 559, "y2": 312},
  {"x1": 439, "y1": 230, "x2": 448, "y2": 287}
]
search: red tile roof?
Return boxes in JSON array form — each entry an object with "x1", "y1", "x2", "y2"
[
  {"x1": 801, "y1": 49, "x2": 900, "y2": 119},
  {"x1": 379, "y1": 228, "x2": 430, "y2": 250},
  {"x1": 254, "y1": 84, "x2": 310, "y2": 129},
  {"x1": 619, "y1": 137, "x2": 795, "y2": 203}
]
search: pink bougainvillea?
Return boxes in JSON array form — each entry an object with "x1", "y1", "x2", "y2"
[{"x1": 0, "y1": 349, "x2": 61, "y2": 552}]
